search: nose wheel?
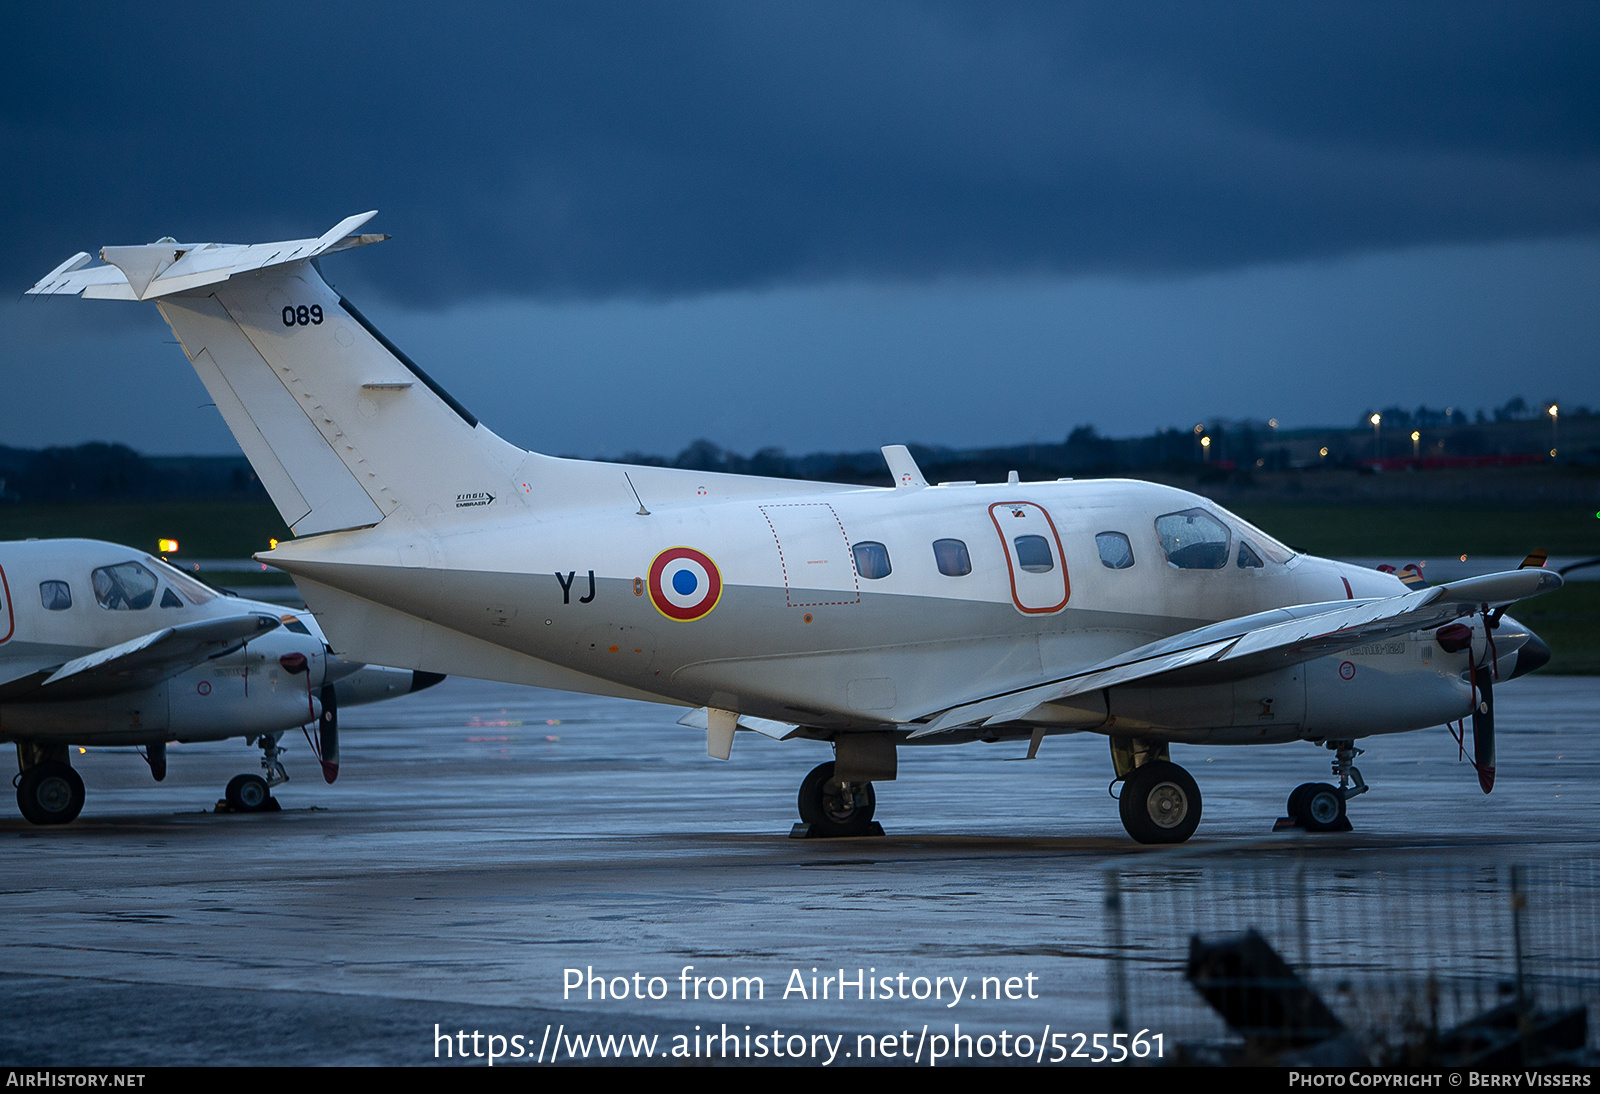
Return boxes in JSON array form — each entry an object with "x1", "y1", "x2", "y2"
[
  {"x1": 217, "y1": 734, "x2": 287, "y2": 813},
  {"x1": 1276, "y1": 741, "x2": 1363, "y2": 832}
]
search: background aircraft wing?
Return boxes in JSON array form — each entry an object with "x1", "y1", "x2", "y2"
[
  {"x1": 2, "y1": 614, "x2": 282, "y2": 702},
  {"x1": 911, "y1": 568, "x2": 1562, "y2": 735}
]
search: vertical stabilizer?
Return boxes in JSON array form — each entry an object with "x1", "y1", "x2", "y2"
[{"x1": 29, "y1": 216, "x2": 530, "y2": 537}]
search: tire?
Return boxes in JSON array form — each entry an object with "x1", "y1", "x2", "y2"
[
  {"x1": 1287, "y1": 782, "x2": 1316, "y2": 819},
  {"x1": 1119, "y1": 760, "x2": 1202, "y2": 844},
  {"x1": 225, "y1": 774, "x2": 271, "y2": 813},
  {"x1": 17, "y1": 761, "x2": 85, "y2": 825},
  {"x1": 1293, "y1": 782, "x2": 1346, "y2": 832},
  {"x1": 797, "y1": 761, "x2": 876, "y2": 838}
]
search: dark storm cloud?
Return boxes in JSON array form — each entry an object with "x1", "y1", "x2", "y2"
[{"x1": 4, "y1": 2, "x2": 1598, "y2": 303}]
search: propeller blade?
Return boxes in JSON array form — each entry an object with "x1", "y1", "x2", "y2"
[
  {"x1": 1472, "y1": 666, "x2": 1495, "y2": 793},
  {"x1": 318, "y1": 684, "x2": 340, "y2": 784}
]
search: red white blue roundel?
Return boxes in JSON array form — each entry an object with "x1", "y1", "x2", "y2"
[{"x1": 648, "y1": 547, "x2": 723, "y2": 622}]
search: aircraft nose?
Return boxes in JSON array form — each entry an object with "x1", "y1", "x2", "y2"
[{"x1": 1509, "y1": 632, "x2": 1552, "y2": 679}]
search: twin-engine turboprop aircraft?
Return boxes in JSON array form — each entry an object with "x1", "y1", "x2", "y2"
[
  {"x1": 0, "y1": 538, "x2": 443, "y2": 823},
  {"x1": 27, "y1": 214, "x2": 1562, "y2": 842}
]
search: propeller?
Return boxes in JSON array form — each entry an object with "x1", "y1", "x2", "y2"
[
  {"x1": 1471, "y1": 666, "x2": 1495, "y2": 794},
  {"x1": 318, "y1": 684, "x2": 339, "y2": 784}
]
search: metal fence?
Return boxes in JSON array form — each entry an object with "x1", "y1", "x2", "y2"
[{"x1": 1104, "y1": 853, "x2": 1600, "y2": 1062}]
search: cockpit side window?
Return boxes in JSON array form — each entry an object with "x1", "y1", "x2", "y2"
[
  {"x1": 92, "y1": 561, "x2": 159, "y2": 610},
  {"x1": 160, "y1": 587, "x2": 184, "y2": 608},
  {"x1": 1237, "y1": 541, "x2": 1265, "y2": 569},
  {"x1": 1096, "y1": 532, "x2": 1135, "y2": 570},
  {"x1": 40, "y1": 581, "x2": 72, "y2": 611},
  {"x1": 1155, "y1": 509, "x2": 1230, "y2": 570}
]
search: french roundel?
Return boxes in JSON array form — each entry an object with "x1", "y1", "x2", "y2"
[{"x1": 648, "y1": 547, "x2": 723, "y2": 622}]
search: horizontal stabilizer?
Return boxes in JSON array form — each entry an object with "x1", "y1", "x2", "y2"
[
  {"x1": 914, "y1": 568, "x2": 1563, "y2": 732},
  {"x1": 27, "y1": 213, "x2": 385, "y2": 301},
  {"x1": 30, "y1": 614, "x2": 281, "y2": 701}
]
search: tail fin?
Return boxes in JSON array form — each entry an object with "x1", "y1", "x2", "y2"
[{"x1": 28, "y1": 214, "x2": 528, "y2": 537}]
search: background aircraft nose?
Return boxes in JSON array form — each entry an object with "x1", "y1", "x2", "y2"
[{"x1": 1509, "y1": 632, "x2": 1552, "y2": 679}]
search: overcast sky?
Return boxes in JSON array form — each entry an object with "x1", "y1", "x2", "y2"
[{"x1": 4, "y1": 2, "x2": 1597, "y2": 457}]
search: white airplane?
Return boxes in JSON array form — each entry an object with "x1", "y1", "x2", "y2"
[
  {"x1": 26, "y1": 214, "x2": 1562, "y2": 842},
  {"x1": 0, "y1": 538, "x2": 443, "y2": 824}
]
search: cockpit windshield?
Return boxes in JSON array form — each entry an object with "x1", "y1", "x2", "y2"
[{"x1": 146, "y1": 557, "x2": 220, "y2": 605}]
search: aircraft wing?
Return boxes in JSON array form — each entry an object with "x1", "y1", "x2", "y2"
[
  {"x1": 911, "y1": 567, "x2": 1562, "y2": 735},
  {"x1": 1, "y1": 614, "x2": 282, "y2": 702}
]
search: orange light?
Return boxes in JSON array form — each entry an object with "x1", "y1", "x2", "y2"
[
  {"x1": 268, "y1": 538, "x2": 279, "y2": 550},
  {"x1": 157, "y1": 538, "x2": 179, "y2": 554}
]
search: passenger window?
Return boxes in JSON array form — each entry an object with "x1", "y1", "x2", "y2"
[
  {"x1": 1096, "y1": 532, "x2": 1135, "y2": 570},
  {"x1": 40, "y1": 581, "x2": 72, "y2": 611},
  {"x1": 1014, "y1": 535, "x2": 1054, "y2": 573},
  {"x1": 852, "y1": 541, "x2": 892, "y2": 580},
  {"x1": 160, "y1": 587, "x2": 184, "y2": 608},
  {"x1": 1237, "y1": 541, "x2": 1264, "y2": 569},
  {"x1": 91, "y1": 561, "x2": 159, "y2": 610},
  {"x1": 932, "y1": 538, "x2": 971, "y2": 577},
  {"x1": 1155, "y1": 509, "x2": 1230, "y2": 570}
]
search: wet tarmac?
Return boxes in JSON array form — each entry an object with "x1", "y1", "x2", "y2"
[{"x1": 2, "y1": 674, "x2": 1597, "y2": 1066}]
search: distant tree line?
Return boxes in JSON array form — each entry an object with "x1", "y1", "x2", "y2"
[{"x1": 0, "y1": 444, "x2": 264, "y2": 503}]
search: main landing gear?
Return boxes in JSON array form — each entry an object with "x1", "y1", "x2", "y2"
[
  {"x1": 1276, "y1": 740, "x2": 1366, "y2": 833},
  {"x1": 792, "y1": 761, "x2": 881, "y2": 838},
  {"x1": 14, "y1": 742, "x2": 86, "y2": 826},
  {"x1": 220, "y1": 733, "x2": 286, "y2": 814},
  {"x1": 1111, "y1": 738, "x2": 1203, "y2": 844}
]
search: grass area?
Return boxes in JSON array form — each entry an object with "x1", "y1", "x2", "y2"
[
  {"x1": 1508, "y1": 581, "x2": 1600, "y2": 676},
  {"x1": 1229, "y1": 505, "x2": 1600, "y2": 557},
  {"x1": 0, "y1": 501, "x2": 289, "y2": 559}
]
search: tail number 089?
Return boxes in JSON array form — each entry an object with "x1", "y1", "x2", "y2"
[{"x1": 282, "y1": 305, "x2": 324, "y2": 327}]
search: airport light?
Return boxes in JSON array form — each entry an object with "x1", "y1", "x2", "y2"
[
  {"x1": 1201, "y1": 435, "x2": 1211, "y2": 460},
  {"x1": 1411, "y1": 430, "x2": 1421, "y2": 459},
  {"x1": 1319, "y1": 446, "x2": 1328, "y2": 461},
  {"x1": 269, "y1": 538, "x2": 279, "y2": 550},
  {"x1": 1370, "y1": 413, "x2": 1381, "y2": 460},
  {"x1": 158, "y1": 538, "x2": 179, "y2": 554},
  {"x1": 1549, "y1": 403, "x2": 1559, "y2": 458}
]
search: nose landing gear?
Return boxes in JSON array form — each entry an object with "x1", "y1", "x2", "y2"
[
  {"x1": 1277, "y1": 740, "x2": 1364, "y2": 832},
  {"x1": 219, "y1": 733, "x2": 286, "y2": 814}
]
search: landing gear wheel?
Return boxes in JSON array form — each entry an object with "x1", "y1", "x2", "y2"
[
  {"x1": 17, "y1": 761, "x2": 85, "y2": 825},
  {"x1": 1292, "y1": 782, "x2": 1347, "y2": 832},
  {"x1": 1119, "y1": 760, "x2": 1201, "y2": 844},
  {"x1": 797, "y1": 761, "x2": 876, "y2": 838},
  {"x1": 225, "y1": 774, "x2": 272, "y2": 813}
]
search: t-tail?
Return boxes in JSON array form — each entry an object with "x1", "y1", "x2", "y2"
[{"x1": 27, "y1": 212, "x2": 531, "y2": 537}]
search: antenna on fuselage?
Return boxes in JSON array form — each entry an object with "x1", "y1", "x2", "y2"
[{"x1": 624, "y1": 472, "x2": 651, "y2": 516}]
